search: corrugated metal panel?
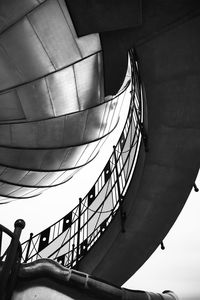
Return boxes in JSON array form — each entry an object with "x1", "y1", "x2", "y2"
[
  {"x1": 0, "y1": 51, "x2": 104, "y2": 122},
  {"x1": 0, "y1": 125, "x2": 11, "y2": 144},
  {"x1": 0, "y1": 168, "x2": 28, "y2": 182},
  {"x1": 77, "y1": 33, "x2": 101, "y2": 57},
  {"x1": 0, "y1": 0, "x2": 124, "y2": 202},
  {"x1": 28, "y1": 0, "x2": 82, "y2": 70},
  {"x1": 0, "y1": 17, "x2": 55, "y2": 90},
  {"x1": 0, "y1": 90, "x2": 25, "y2": 121},
  {"x1": 0, "y1": 100, "x2": 117, "y2": 148},
  {"x1": 0, "y1": 182, "x2": 39, "y2": 197},
  {"x1": 47, "y1": 66, "x2": 79, "y2": 117},
  {"x1": 0, "y1": 0, "x2": 39, "y2": 33},
  {"x1": 0, "y1": 148, "x2": 73, "y2": 171},
  {"x1": 0, "y1": 44, "x2": 22, "y2": 90},
  {"x1": 74, "y1": 53, "x2": 104, "y2": 109},
  {"x1": 0, "y1": 141, "x2": 99, "y2": 171},
  {"x1": 0, "y1": 167, "x2": 76, "y2": 188},
  {"x1": 17, "y1": 77, "x2": 55, "y2": 120}
]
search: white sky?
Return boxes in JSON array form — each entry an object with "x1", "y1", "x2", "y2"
[
  {"x1": 0, "y1": 98, "x2": 199, "y2": 300},
  {"x1": 123, "y1": 170, "x2": 200, "y2": 300}
]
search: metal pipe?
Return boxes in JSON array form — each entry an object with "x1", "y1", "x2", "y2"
[
  {"x1": 145, "y1": 291, "x2": 179, "y2": 300},
  {"x1": 12, "y1": 259, "x2": 179, "y2": 300}
]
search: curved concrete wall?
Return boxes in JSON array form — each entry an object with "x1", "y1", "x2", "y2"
[{"x1": 70, "y1": 1, "x2": 200, "y2": 286}]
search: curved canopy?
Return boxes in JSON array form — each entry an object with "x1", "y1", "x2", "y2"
[{"x1": 0, "y1": 0, "x2": 130, "y2": 202}]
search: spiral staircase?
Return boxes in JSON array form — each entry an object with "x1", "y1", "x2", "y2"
[{"x1": 0, "y1": 1, "x2": 200, "y2": 299}]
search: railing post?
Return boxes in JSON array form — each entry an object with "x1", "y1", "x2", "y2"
[
  {"x1": 0, "y1": 219, "x2": 25, "y2": 300},
  {"x1": 71, "y1": 243, "x2": 75, "y2": 267},
  {"x1": 24, "y1": 232, "x2": 33, "y2": 263},
  {"x1": 193, "y1": 183, "x2": 199, "y2": 192},
  {"x1": 140, "y1": 122, "x2": 149, "y2": 152},
  {"x1": 161, "y1": 241, "x2": 165, "y2": 250},
  {"x1": 130, "y1": 52, "x2": 148, "y2": 153},
  {"x1": 0, "y1": 229, "x2": 2, "y2": 258},
  {"x1": 76, "y1": 198, "x2": 82, "y2": 266},
  {"x1": 113, "y1": 146, "x2": 126, "y2": 233},
  {"x1": 130, "y1": 87, "x2": 148, "y2": 152}
]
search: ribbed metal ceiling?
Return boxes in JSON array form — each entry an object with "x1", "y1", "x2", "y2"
[{"x1": 0, "y1": 0, "x2": 128, "y2": 202}]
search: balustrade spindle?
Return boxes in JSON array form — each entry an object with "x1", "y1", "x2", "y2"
[
  {"x1": 24, "y1": 232, "x2": 33, "y2": 263},
  {"x1": 113, "y1": 146, "x2": 126, "y2": 233}
]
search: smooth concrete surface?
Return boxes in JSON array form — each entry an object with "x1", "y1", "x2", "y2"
[
  {"x1": 65, "y1": 0, "x2": 142, "y2": 36},
  {"x1": 74, "y1": 2, "x2": 200, "y2": 286}
]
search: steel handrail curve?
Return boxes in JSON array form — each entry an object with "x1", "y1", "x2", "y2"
[
  {"x1": 21, "y1": 82, "x2": 132, "y2": 257},
  {"x1": 21, "y1": 52, "x2": 140, "y2": 263},
  {"x1": 21, "y1": 50, "x2": 143, "y2": 266},
  {"x1": 20, "y1": 89, "x2": 131, "y2": 258},
  {"x1": 22, "y1": 96, "x2": 135, "y2": 262},
  {"x1": 47, "y1": 122, "x2": 140, "y2": 261},
  {"x1": 55, "y1": 107, "x2": 142, "y2": 267},
  {"x1": 22, "y1": 96, "x2": 136, "y2": 262}
]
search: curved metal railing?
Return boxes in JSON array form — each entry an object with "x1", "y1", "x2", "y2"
[{"x1": 20, "y1": 49, "x2": 145, "y2": 268}]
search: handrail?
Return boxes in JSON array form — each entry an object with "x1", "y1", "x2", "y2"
[{"x1": 19, "y1": 49, "x2": 145, "y2": 269}]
